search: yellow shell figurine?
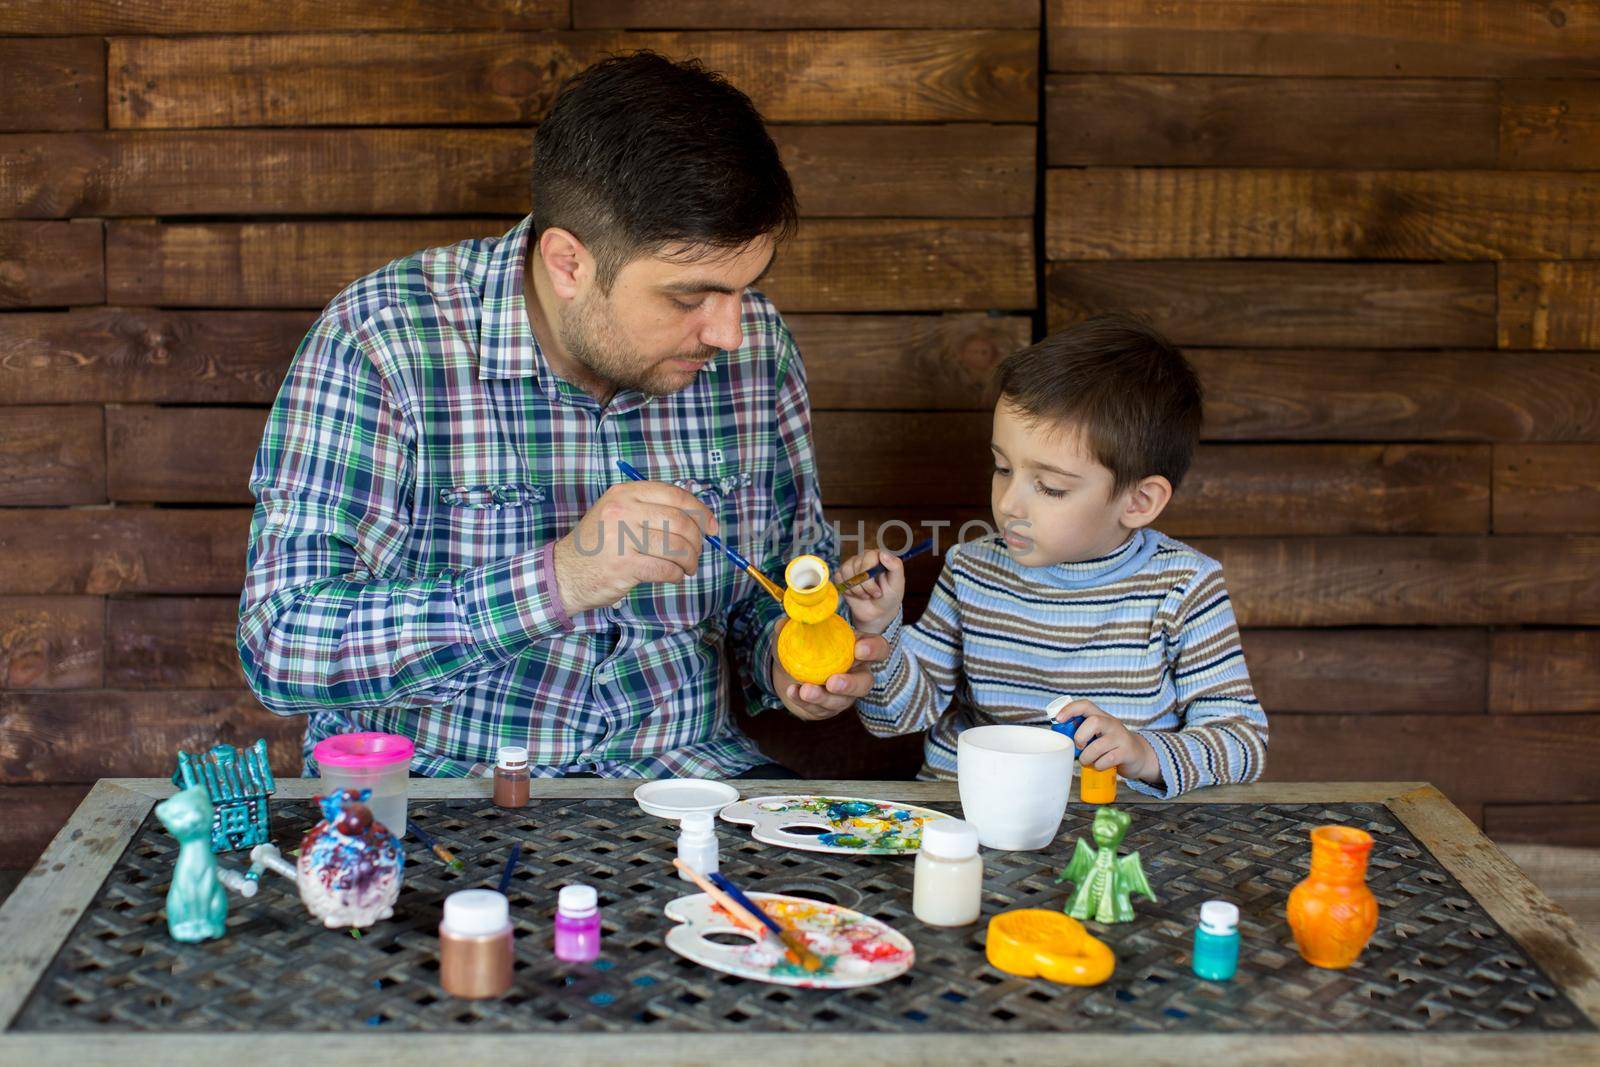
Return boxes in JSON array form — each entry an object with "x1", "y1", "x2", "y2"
[
  {"x1": 985, "y1": 908, "x2": 1115, "y2": 986},
  {"x1": 775, "y1": 555, "x2": 857, "y2": 685}
]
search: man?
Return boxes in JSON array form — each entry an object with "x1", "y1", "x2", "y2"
[{"x1": 238, "y1": 52, "x2": 887, "y2": 779}]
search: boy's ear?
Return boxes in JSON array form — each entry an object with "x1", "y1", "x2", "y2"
[
  {"x1": 536, "y1": 226, "x2": 592, "y2": 301},
  {"x1": 1120, "y1": 475, "x2": 1173, "y2": 530}
]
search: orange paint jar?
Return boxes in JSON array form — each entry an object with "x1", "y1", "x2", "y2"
[
  {"x1": 1078, "y1": 764, "x2": 1118, "y2": 804},
  {"x1": 1286, "y1": 825, "x2": 1379, "y2": 969},
  {"x1": 1047, "y1": 707, "x2": 1119, "y2": 804}
]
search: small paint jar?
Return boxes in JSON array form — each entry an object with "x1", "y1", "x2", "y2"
[
  {"x1": 493, "y1": 745, "x2": 530, "y2": 808},
  {"x1": 677, "y1": 811, "x2": 719, "y2": 881},
  {"x1": 1192, "y1": 900, "x2": 1241, "y2": 981},
  {"x1": 913, "y1": 818, "x2": 983, "y2": 927},
  {"x1": 1079, "y1": 762, "x2": 1118, "y2": 804},
  {"x1": 554, "y1": 884, "x2": 602, "y2": 964},
  {"x1": 1046, "y1": 704, "x2": 1118, "y2": 805},
  {"x1": 313, "y1": 732, "x2": 414, "y2": 836},
  {"x1": 439, "y1": 889, "x2": 514, "y2": 999}
]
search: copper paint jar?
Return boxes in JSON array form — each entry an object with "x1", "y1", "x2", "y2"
[
  {"x1": 494, "y1": 745, "x2": 531, "y2": 808},
  {"x1": 439, "y1": 889, "x2": 514, "y2": 999}
]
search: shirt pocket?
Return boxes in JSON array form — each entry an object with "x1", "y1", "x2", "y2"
[
  {"x1": 664, "y1": 470, "x2": 753, "y2": 507},
  {"x1": 670, "y1": 469, "x2": 772, "y2": 562},
  {"x1": 614, "y1": 469, "x2": 761, "y2": 624},
  {"x1": 426, "y1": 481, "x2": 550, "y2": 567}
]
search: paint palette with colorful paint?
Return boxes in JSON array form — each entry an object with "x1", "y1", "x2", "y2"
[
  {"x1": 718, "y1": 794, "x2": 948, "y2": 855},
  {"x1": 664, "y1": 892, "x2": 915, "y2": 988}
]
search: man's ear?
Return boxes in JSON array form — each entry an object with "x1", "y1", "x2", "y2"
[
  {"x1": 1120, "y1": 475, "x2": 1173, "y2": 530},
  {"x1": 537, "y1": 227, "x2": 591, "y2": 301}
]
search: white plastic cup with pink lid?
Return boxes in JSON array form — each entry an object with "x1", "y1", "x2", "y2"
[{"x1": 311, "y1": 732, "x2": 415, "y2": 836}]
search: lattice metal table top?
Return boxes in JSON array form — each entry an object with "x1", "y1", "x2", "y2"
[{"x1": 13, "y1": 797, "x2": 1591, "y2": 1035}]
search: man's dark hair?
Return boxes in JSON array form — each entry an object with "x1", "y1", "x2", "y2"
[
  {"x1": 531, "y1": 51, "x2": 798, "y2": 290},
  {"x1": 994, "y1": 314, "x2": 1203, "y2": 495}
]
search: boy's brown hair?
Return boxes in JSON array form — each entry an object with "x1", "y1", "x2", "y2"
[{"x1": 994, "y1": 314, "x2": 1202, "y2": 495}]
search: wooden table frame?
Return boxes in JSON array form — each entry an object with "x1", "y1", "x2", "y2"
[{"x1": 1, "y1": 779, "x2": 1596, "y2": 1065}]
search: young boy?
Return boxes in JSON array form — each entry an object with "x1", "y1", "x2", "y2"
[{"x1": 840, "y1": 315, "x2": 1266, "y2": 797}]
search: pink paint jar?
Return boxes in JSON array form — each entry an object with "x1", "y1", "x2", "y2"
[
  {"x1": 312, "y1": 732, "x2": 414, "y2": 837},
  {"x1": 554, "y1": 884, "x2": 602, "y2": 964}
]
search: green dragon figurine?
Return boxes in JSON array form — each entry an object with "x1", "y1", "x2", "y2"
[{"x1": 1055, "y1": 806, "x2": 1155, "y2": 924}]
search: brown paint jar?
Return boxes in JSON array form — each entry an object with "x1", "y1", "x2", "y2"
[
  {"x1": 494, "y1": 745, "x2": 530, "y2": 808},
  {"x1": 439, "y1": 889, "x2": 514, "y2": 999}
]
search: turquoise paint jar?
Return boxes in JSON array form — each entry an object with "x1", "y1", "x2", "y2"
[{"x1": 1192, "y1": 900, "x2": 1240, "y2": 981}]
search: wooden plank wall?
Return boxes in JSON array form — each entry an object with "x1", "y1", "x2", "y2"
[
  {"x1": 1, "y1": 1, "x2": 1597, "y2": 867},
  {"x1": 0, "y1": 1, "x2": 1039, "y2": 866},
  {"x1": 1041, "y1": 0, "x2": 1600, "y2": 850}
]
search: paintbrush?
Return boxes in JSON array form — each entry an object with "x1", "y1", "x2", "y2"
[
  {"x1": 707, "y1": 871, "x2": 823, "y2": 973},
  {"x1": 497, "y1": 842, "x2": 522, "y2": 895},
  {"x1": 671, "y1": 858, "x2": 765, "y2": 934},
  {"x1": 406, "y1": 819, "x2": 464, "y2": 871},
  {"x1": 836, "y1": 538, "x2": 936, "y2": 592},
  {"x1": 614, "y1": 460, "x2": 786, "y2": 603},
  {"x1": 684, "y1": 869, "x2": 804, "y2": 969}
]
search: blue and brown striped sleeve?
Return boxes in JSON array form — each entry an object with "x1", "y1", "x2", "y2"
[
  {"x1": 855, "y1": 553, "x2": 967, "y2": 736},
  {"x1": 1131, "y1": 560, "x2": 1268, "y2": 798}
]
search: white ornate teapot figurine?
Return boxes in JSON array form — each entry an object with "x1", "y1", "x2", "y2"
[{"x1": 296, "y1": 788, "x2": 404, "y2": 928}]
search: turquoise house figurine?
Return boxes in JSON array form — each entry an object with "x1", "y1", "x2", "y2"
[
  {"x1": 155, "y1": 785, "x2": 228, "y2": 943},
  {"x1": 171, "y1": 738, "x2": 276, "y2": 853}
]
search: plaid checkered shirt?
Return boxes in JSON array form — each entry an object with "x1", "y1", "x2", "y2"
[{"x1": 239, "y1": 216, "x2": 834, "y2": 779}]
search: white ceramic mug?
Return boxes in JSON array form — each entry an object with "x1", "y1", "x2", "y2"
[{"x1": 957, "y1": 724, "x2": 1075, "y2": 850}]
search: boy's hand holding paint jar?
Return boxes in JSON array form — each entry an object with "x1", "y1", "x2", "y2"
[
  {"x1": 1050, "y1": 699, "x2": 1163, "y2": 797},
  {"x1": 836, "y1": 549, "x2": 907, "y2": 635}
]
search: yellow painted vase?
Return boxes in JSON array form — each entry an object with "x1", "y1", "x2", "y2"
[
  {"x1": 1286, "y1": 824, "x2": 1379, "y2": 969},
  {"x1": 775, "y1": 555, "x2": 857, "y2": 685}
]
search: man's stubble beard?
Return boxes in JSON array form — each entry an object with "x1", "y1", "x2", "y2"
[{"x1": 559, "y1": 288, "x2": 719, "y2": 398}]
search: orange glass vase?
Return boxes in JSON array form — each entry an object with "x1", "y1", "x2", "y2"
[
  {"x1": 1286, "y1": 825, "x2": 1379, "y2": 969},
  {"x1": 775, "y1": 555, "x2": 856, "y2": 685}
]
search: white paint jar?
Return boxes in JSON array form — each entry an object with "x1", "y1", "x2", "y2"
[
  {"x1": 676, "y1": 811, "x2": 720, "y2": 881},
  {"x1": 913, "y1": 818, "x2": 983, "y2": 927}
]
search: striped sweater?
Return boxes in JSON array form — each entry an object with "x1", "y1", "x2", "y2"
[{"x1": 857, "y1": 528, "x2": 1267, "y2": 798}]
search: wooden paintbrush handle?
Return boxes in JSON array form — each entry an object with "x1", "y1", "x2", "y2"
[{"x1": 671, "y1": 858, "x2": 765, "y2": 933}]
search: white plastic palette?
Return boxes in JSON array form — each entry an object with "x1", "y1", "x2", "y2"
[
  {"x1": 632, "y1": 778, "x2": 740, "y2": 820},
  {"x1": 663, "y1": 892, "x2": 914, "y2": 989},
  {"x1": 718, "y1": 794, "x2": 949, "y2": 855}
]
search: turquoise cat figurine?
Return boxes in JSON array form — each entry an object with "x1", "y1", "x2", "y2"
[{"x1": 155, "y1": 785, "x2": 228, "y2": 943}]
